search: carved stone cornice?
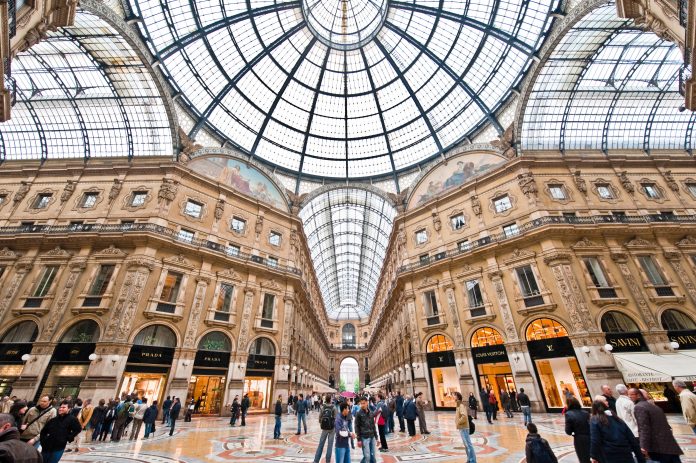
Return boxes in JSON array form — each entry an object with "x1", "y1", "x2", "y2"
[
  {"x1": 260, "y1": 279, "x2": 282, "y2": 292},
  {"x1": 663, "y1": 249, "x2": 682, "y2": 261},
  {"x1": 125, "y1": 257, "x2": 156, "y2": 270},
  {"x1": 0, "y1": 247, "x2": 19, "y2": 260},
  {"x1": 503, "y1": 248, "x2": 536, "y2": 265},
  {"x1": 676, "y1": 236, "x2": 696, "y2": 248},
  {"x1": 571, "y1": 237, "x2": 604, "y2": 251},
  {"x1": 543, "y1": 252, "x2": 572, "y2": 266},
  {"x1": 68, "y1": 259, "x2": 88, "y2": 271},
  {"x1": 95, "y1": 245, "x2": 127, "y2": 258},
  {"x1": 417, "y1": 276, "x2": 438, "y2": 290},
  {"x1": 217, "y1": 269, "x2": 242, "y2": 281},
  {"x1": 624, "y1": 237, "x2": 655, "y2": 249},
  {"x1": 610, "y1": 252, "x2": 629, "y2": 263},
  {"x1": 162, "y1": 254, "x2": 193, "y2": 269},
  {"x1": 455, "y1": 264, "x2": 483, "y2": 280},
  {"x1": 487, "y1": 270, "x2": 503, "y2": 280},
  {"x1": 40, "y1": 246, "x2": 72, "y2": 261}
]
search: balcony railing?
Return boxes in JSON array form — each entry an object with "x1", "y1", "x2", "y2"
[
  {"x1": 0, "y1": 222, "x2": 302, "y2": 275},
  {"x1": 680, "y1": 0, "x2": 688, "y2": 27},
  {"x1": 655, "y1": 286, "x2": 675, "y2": 297},
  {"x1": 398, "y1": 213, "x2": 696, "y2": 274},
  {"x1": 597, "y1": 287, "x2": 618, "y2": 299}
]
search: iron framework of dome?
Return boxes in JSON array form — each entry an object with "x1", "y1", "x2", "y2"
[{"x1": 127, "y1": 0, "x2": 560, "y2": 181}]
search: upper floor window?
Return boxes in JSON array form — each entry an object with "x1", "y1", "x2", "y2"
[
  {"x1": 80, "y1": 192, "x2": 99, "y2": 208},
  {"x1": 424, "y1": 290, "x2": 440, "y2": 325},
  {"x1": 493, "y1": 195, "x2": 512, "y2": 213},
  {"x1": 584, "y1": 257, "x2": 617, "y2": 298},
  {"x1": 638, "y1": 256, "x2": 666, "y2": 286},
  {"x1": 261, "y1": 293, "x2": 275, "y2": 328},
  {"x1": 601, "y1": 311, "x2": 639, "y2": 333},
  {"x1": 88, "y1": 265, "x2": 115, "y2": 296},
  {"x1": 231, "y1": 217, "x2": 246, "y2": 233},
  {"x1": 686, "y1": 183, "x2": 696, "y2": 197},
  {"x1": 596, "y1": 184, "x2": 614, "y2": 199},
  {"x1": 526, "y1": 318, "x2": 568, "y2": 341},
  {"x1": 216, "y1": 283, "x2": 234, "y2": 313},
  {"x1": 177, "y1": 228, "x2": 194, "y2": 243},
  {"x1": 269, "y1": 231, "x2": 282, "y2": 247},
  {"x1": 0, "y1": 267, "x2": 4, "y2": 280},
  {"x1": 471, "y1": 327, "x2": 504, "y2": 347},
  {"x1": 641, "y1": 183, "x2": 661, "y2": 199},
  {"x1": 130, "y1": 191, "x2": 148, "y2": 207},
  {"x1": 450, "y1": 214, "x2": 466, "y2": 230},
  {"x1": 32, "y1": 266, "x2": 59, "y2": 297},
  {"x1": 0, "y1": 194, "x2": 6, "y2": 206},
  {"x1": 160, "y1": 271, "x2": 183, "y2": 303},
  {"x1": 32, "y1": 193, "x2": 52, "y2": 210},
  {"x1": 516, "y1": 265, "x2": 541, "y2": 301},
  {"x1": 502, "y1": 223, "x2": 519, "y2": 238},
  {"x1": 548, "y1": 184, "x2": 567, "y2": 200},
  {"x1": 661, "y1": 309, "x2": 696, "y2": 331},
  {"x1": 415, "y1": 229, "x2": 427, "y2": 245},
  {"x1": 184, "y1": 200, "x2": 203, "y2": 218},
  {"x1": 426, "y1": 334, "x2": 453, "y2": 352},
  {"x1": 466, "y1": 279, "x2": 484, "y2": 308}
]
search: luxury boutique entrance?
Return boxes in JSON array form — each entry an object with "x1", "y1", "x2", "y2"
[
  {"x1": 426, "y1": 335, "x2": 460, "y2": 409},
  {"x1": 187, "y1": 331, "x2": 232, "y2": 415},
  {"x1": 471, "y1": 327, "x2": 517, "y2": 406},
  {"x1": 0, "y1": 321, "x2": 38, "y2": 396},
  {"x1": 244, "y1": 337, "x2": 275, "y2": 412}
]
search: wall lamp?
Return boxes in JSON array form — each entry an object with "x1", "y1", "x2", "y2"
[
  {"x1": 603, "y1": 344, "x2": 614, "y2": 353},
  {"x1": 581, "y1": 346, "x2": 591, "y2": 356},
  {"x1": 669, "y1": 341, "x2": 680, "y2": 350},
  {"x1": 88, "y1": 353, "x2": 99, "y2": 362},
  {"x1": 21, "y1": 354, "x2": 35, "y2": 363}
]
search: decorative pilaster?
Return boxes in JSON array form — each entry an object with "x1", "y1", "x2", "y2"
[
  {"x1": 405, "y1": 295, "x2": 421, "y2": 355},
  {"x1": 544, "y1": 252, "x2": 591, "y2": 333},
  {"x1": 663, "y1": 250, "x2": 696, "y2": 305},
  {"x1": 487, "y1": 271, "x2": 519, "y2": 342},
  {"x1": 104, "y1": 259, "x2": 154, "y2": 341},
  {"x1": 610, "y1": 252, "x2": 658, "y2": 330},
  {"x1": 443, "y1": 283, "x2": 465, "y2": 349},
  {"x1": 237, "y1": 287, "x2": 256, "y2": 352},
  {"x1": 280, "y1": 296, "x2": 294, "y2": 357},
  {"x1": 0, "y1": 260, "x2": 33, "y2": 324},
  {"x1": 39, "y1": 258, "x2": 87, "y2": 342},
  {"x1": 182, "y1": 277, "x2": 210, "y2": 348}
]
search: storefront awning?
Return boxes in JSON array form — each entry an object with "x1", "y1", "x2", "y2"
[
  {"x1": 613, "y1": 352, "x2": 696, "y2": 383},
  {"x1": 313, "y1": 383, "x2": 337, "y2": 394}
]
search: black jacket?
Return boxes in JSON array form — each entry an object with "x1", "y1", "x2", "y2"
[
  {"x1": 354, "y1": 408, "x2": 377, "y2": 439},
  {"x1": 589, "y1": 414, "x2": 644, "y2": 463},
  {"x1": 89, "y1": 405, "x2": 107, "y2": 428},
  {"x1": 0, "y1": 427, "x2": 42, "y2": 463},
  {"x1": 395, "y1": 395, "x2": 404, "y2": 414},
  {"x1": 241, "y1": 397, "x2": 250, "y2": 411},
  {"x1": 274, "y1": 400, "x2": 283, "y2": 416},
  {"x1": 39, "y1": 413, "x2": 82, "y2": 452},
  {"x1": 143, "y1": 405, "x2": 158, "y2": 424},
  {"x1": 565, "y1": 409, "x2": 590, "y2": 438},
  {"x1": 517, "y1": 392, "x2": 531, "y2": 407},
  {"x1": 525, "y1": 433, "x2": 558, "y2": 463},
  {"x1": 170, "y1": 402, "x2": 181, "y2": 420},
  {"x1": 468, "y1": 395, "x2": 478, "y2": 409}
]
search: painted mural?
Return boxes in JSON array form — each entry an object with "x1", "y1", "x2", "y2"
[
  {"x1": 188, "y1": 156, "x2": 286, "y2": 210},
  {"x1": 409, "y1": 152, "x2": 506, "y2": 207}
]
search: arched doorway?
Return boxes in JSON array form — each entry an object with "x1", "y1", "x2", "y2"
[
  {"x1": 0, "y1": 321, "x2": 38, "y2": 396},
  {"x1": 244, "y1": 337, "x2": 276, "y2": 411},
  {"x1": 339, "y1": 357, "x2": 359, "y2": 393},
  {"x1": 188, "y1": 331, "x2": 232, "y2": 415},
  {"x1": 601, "y1": 311, "x2": 647, "y2": 352},
  {"x1": 121, "y1": 324, "x2": 177, "y2": 404},
  {"x1": 426, "y1": 334, "x2": 460, "y2": 409},
  {"x1": 526, "y1": 318, "x2": 590, "y2": 410},
  {"x1": 37, "y1": 320, "x2": 99, "y2": 401},
  {"x1": 470, "y1": 327, "x2": 517, "y2": 408},
  {"x1": 342, "y1": 324, "x2": 356, "y2": 348},
  {"x1": 662, "y1": 309, "x2": 696, "y2": 350}
]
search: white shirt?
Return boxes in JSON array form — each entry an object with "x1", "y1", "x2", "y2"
[{"x1": 615, "y1": 394, "x2": 638, "y2": 436}]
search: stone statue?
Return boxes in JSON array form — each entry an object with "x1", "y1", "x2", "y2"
[
  {"x1": 618, "y1": 171, "x2": 634, "y2": 193},
  {"x1": 255, "y1": 216, "x2": 264, "y2": 236},
  {"x1": 471, "y1": 195, "x2": 482, "y2": 216},
  {"x1": 108, "y1": 179, "x2": 122, "y2": 204},
  {"x1": 573, "y1": 170, "x2": 587, "y2": 194},
  {"x1": 158, "y1": 179, "x2": 178, "y2": 205},
  {"x1": 432, "y1": 212, "x2": 441, "y2": 232},
  {"x1": 13, "y1": 181, "x2": 30, "y2": 205},
  {"x1": 214, "y1": 199, "x2": 225, "y2": 221},
  {"x1": 490, "y1": 124, "x2": 516, "y2": 159},
  {"x1": 663, "y1": 170, "x2": 680, "y2": 192},
  {"x1": 60, "y1": 180, "x2": 76, "y2": 203},
  {"x1": 517, "y1": 172, "x2": 538, "y2": 198},
  {"x1": 178, "y1": 127, "x2": 202, "y2": 162}
]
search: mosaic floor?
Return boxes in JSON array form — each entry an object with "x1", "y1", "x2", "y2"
[{"x1": 61, "y1": 411, "x2": 696, "y2": 463}]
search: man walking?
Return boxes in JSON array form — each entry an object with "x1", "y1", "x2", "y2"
[
  {"x1": 517, "y1": 388, "x2": 532, "y2": 426},
  {"x1": 142, "y1": 400, "x2": 158, "y2": 438},
  {"x1": 480, "y1": 388, "x2": 491, "y2": 424},
  {"x1": 395, "y1": 392, "x2": 405, "y2": 433},
  {"x1": 501, "y1": 389, "x2": 513, "y2": 418},
  {"x1": 21, "y1": 396, "x2": 56, "y2": 448},
  {"x1": 355, "y1": 397, "x2": 378, "y2": 463},
  {"x1": 630, "y1": 388, "x2": 683, "y2": 462},
  {"x1": 295, "y1": 394, "x2": 308, "y2": 435},
  {"x1": 615, "y1": 384, "x2": 638, "y2": 436},
  {"x1": 111, "y1": 396, "x2": 132, "y2": 442},
  {"x1": 273, "y1": 395, "x2": 283, "y2": 439},
  {"x1": 162, "y1": 396, "x2": 172, "y2": 426},
  {"x1": 601, "y1": 384, "x2": 617, "y2": 412},
  {"x1": 313, "y1": 396, "x2": 335, "y2": 463},
  {"x1": 168, "y1": 398, "x2": 181, "y2": 437},
  {"x1": 40, "y1": 400, "x2": 82, "y2": 463},
  {"x1": 241, "y1": 394, "x2": 250, "y2": 427},
  {"x1": 673, "y1": 380, "x2": 696, "y2": 435}
]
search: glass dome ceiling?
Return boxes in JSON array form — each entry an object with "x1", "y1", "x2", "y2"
[{"x1": 129, "y1": 0, "x2": 559, "y2": 179}]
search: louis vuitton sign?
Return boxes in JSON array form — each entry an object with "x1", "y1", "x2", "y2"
[
  {"x1": 426, "y1": 350, "x2": 456, "y2": 368},
  {"x1": 471, "y1": 344, "x2": 509, "y2": 365}
]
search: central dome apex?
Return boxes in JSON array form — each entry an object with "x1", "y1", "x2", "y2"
[{"x1": 303, "y1": 0, "x2": 388, "y2": 49}]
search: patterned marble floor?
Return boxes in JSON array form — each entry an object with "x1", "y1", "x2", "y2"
[{"x1": 61, "y1": 411, "x2": 696, "y2": 463}]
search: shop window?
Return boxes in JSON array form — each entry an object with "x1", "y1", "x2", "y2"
[
  {"x1": 133, "y1": 324, "x2": 176, "y2": 347},
  {"x1": 269, "y1": 231, "x2": 282, "y2": 246},
  {"x1": 415, "y1": 229, "x2": 427, "y2": 245},
  {"x1": 231, "y1": 217, "x2": 246, "y2": 233},
  {"x1": 83, "y1": 264, "x2": 115, "y2": 307},
  {"x1": 342, "y1": 324, "x2": 356, "y2": 348},
  {"x1": 130, "y1": 191, "x2": 148, "y2": 207},
  {"x1": 502, "y1": 223, "x2": 519, "y2": 238},
  {"x1": 0, "y1": 321, "x2": 38, "y2": 343},
  {"x1": 158, "y1": 271, "x2": 183, "y2": 313},
  {"x1": 515, "y1": 265, "x2": 543, "y2": 307},
  {"x1": 638, "y1": 255, "x2": 674, "y2": 296},
  {"x1": 641, "y1": 183, "x2": 661, "y2": 199},
  {"x1": 471, "y1": 327, "x2": 504, "y2": 347},
  {"x1": 548, "y1": 184, "x2": 567, "y2": 200},
  {"x1": 260, "y1": 294, "x2": 275, "y2": 328},
  {"x1": 493, "y1": 195, "x2": 512, "y2": 213},
  {"x1": 457, "y1": 240, "x2": 470, "y2": 252},
  {"x1": 427, "y1": 334, "x2": 453, "y2": 352},
  {"x1": 32, "y1": 193, "x2": 52, "y2": 210},
  {"x1": 583, "y1": 257, "x2": 617, "y2": 298},
  {"x1": 596, "y1": 184, "x2": 614, "y2": 199},
  {"x1": 184, "y1": 200, "x2": 204, "y2": 218},
  {"x1": 177, "y1": 228, "x2": 194, "y2": 243},
  {"x1": 450, "y1": 214, "x2": 466, "y2": 230},
  {"x1": 465, "y1": 279, "x2": 485, "y2": 317},
  {"x1": 80, "y1": 192, "x2": 99, "y2": 208},
  {"x1": 661, "y1": 309, "x2": 696, "y2": 331},
  {"x1": 198, "y1": 331, "x2": 231, "y2": 352},
  {"x1": 250, "y1": 337, "x2": 275, "y2": 356},
  {"x1": 601, "y1": 311, "x2": 640, "y2": 333},
  {"x1": 526, "y1": 318, "x2": 568, "y2": 341},
  {"x1": 424, "y1": 290, "x2": 440, "y2": 325},
  {"x1": 214, "y1": 283, "x2": 234, "y2": 322},
  {"x1": 61, "y1": 320, "x2": 100, "y2": 343}
]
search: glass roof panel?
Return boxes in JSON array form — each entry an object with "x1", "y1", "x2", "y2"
[
  {"x1": 129, "y1": 0, "x2": 559, "y2": 180},
  {"x1": 0, "y1": 10, "x2": 172, "y2": 161},
  {"x1": 521, "y1": 5, "x2": 693, "y2": 153},
  {"x1": 299, "y1": 188, "x2": 396, "y2": 320}
]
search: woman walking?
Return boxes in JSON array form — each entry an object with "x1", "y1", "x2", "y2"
[
  {"x1": 468, "y1": 393, "x2": 478, "y2": 420},
  {"x1": 564, "y1": 397, "x2": 590, "y2": 463},
  {"x1": 589, "y1": 399, "x2": 644, "y2": 463},
  {"x1": 454, "y1": 392, "x2": 476, "y2": 463}
]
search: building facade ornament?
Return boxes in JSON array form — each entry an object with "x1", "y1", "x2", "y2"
[
  {"x1": 517, "y1": 172, "x2": 538, "y2": 198},
  {"x1": 60, "y1": 180, "x2": 77, "y2": 203},
  {"x1": 662, "y1": 170, "x2": 680, "y2": 193},
  {"x1": 158, "y1": 178, "x2": 178, "y2": 205},
  {"x1": 573, "y1": 171, "x2": 587, "y2": 194},
  {"x1": 487, "y1": 271, "x2": 519, "y2": 342},
  {"x1": 183, "y1": 279, "x2": 209, "y2": 348},
  {"x1": 214, "y1": 199, "x2": 225, "y2": 221},
  {"x1": 471, "y1": 196, "x2": 482, "y2": 217},
  {"x1": 108, "y1": 179, "x2": 123, "y2": 204},
  {"x1": 618, "y1": 171, "x2": 635, "y2": 194},
  {"x1": 13, "y1": 182, "x2": 30, "y2": 205}
]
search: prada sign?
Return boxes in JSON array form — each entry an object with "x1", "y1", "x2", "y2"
[
  {"x1": 246, "y1": 354, "x2": 275, "y2": 371},
  {"x1": 52, "y1": 343, "x2": 97, "y2": 362},
  {"x1": 0, "y1": 343, "x2": 32, "y2": 363},
  {"x1": 194, "y1": 351, "x2": 230, "y2": 369},
  {"x1": 426, "y1": 350, "x2": 456, "y2": 368},
  {"x1": 668, "y1": 330, "x2": 696, "y2": 350},
  {"x1": 604, "y1": 332, "x2": 648, "y2": 353},
  {"x1": 127, "y1": 345, "x2": 175, "y2": 365},
  {"x1": 527, "y1": 336, "x2": 575, "y2": 359},
  {"x1": 471, "y1": 344, "x2": 509, "y2": 365}
]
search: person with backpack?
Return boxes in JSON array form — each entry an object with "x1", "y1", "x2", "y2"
[
  {"x1": 130, "y1": 398, "x2": 148, "y2": 440},
  {"x1": 142, "y1": 400, "x2": 158, "y2": 439},
  {"x1": 98, "y1": 401, "x2": 116, "y2": 442},
  {"x1": 295, "y1": 394, "x2": 308, "y2": 435},
  {"x1": 273, "y1": 395, "x2": 283, "y2": 439},
  {"x1": 525, "y1": 423, "x2": 558, "y2": 463},
  {"x1": 161, "y1": 396, "x2": 172, "y2": 426},
  {"x1": 230, "y1": 397, "x2": 241, "y2": 426},
  {"x1": 313, "y1": 396, "x2": 336, "y2": 463},
  {"x1": 111, "y1": 396, "x2": 132, "y2": 442},
  {"x1": 468, "y1": 392, "x2": 478, "y2": 420},
  {"x1": 88, "y1": 399, "x2": 107, "y2": 443},
  {"x1": 589, "y1": 398, "x2": 644, "y2": 463},
  {"x1": 168, "y1": 398, "x2": 181, "y2": 437},
  {"x1": 241, "y1": 394, "x2": 250, "y2": 426},
  {"x1": 488, "y1": 391, "x2": 498, "y2": 421},
  {"x1": 501, "y1": 390, "x2": 513, "y2": 418},
  {"x1": 454, "y1": 392, "x2": 476, "y2": 463},
  {"x1": 375, "y1": 394, "x2": 389, "y2": 452}
]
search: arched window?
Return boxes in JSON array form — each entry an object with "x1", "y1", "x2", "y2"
[
  {"x1": 427, "y1": 334, "x2": 453, "y2": 352},
  {"x1": 661, "y1": 309, "x2": 696, "y2": 331},
  {"x1": 1, "y1": 321, "x2": 39, "y2": 343},
  {"x1": 249, "y1": 337, "x2": 275, "y2": 356},
  {"x1": 342, "y1": 324, "x2": 356, "y2": 348},
  {"x1": 133, "y1": 325, "x2": 176, "y2": 348},
  {"x1": 471, "y1": 327, "x2": 504, "y2": 347},
  {"x1": 61, "y1": 320, "x2": 100, "y2": 343},
  {"x1": 601, "y1": 311, "x2": 640, "y2": 333},
  {"x1": 198, "y1": 332, "x2": 232, "y2": 352},
  {"x1": 526, "y1": 318, "x2": 568, "y2": 341}
]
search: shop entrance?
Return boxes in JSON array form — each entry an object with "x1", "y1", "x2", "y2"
[
  {"x1": 244, "y1": 337, "x2": 276, "y2": 412},
  {"x1": 0, "y1": 321, "x2": 38, "y2": 396},
  {"x1": 426, "y1": 335, "x2": 460, "y2": 410},
  {"x1": 120, "y1": 372, "x2": 168, "y2": 402},
  {"x1": 120, "y1": 325, "x2": 176, "y2": 403},
  {"x1": 471, "y1": 327, "x2": 517, "y2": 408},
  {"x1": 187, "y1": 331, "x2": 232, "y2": 415}
]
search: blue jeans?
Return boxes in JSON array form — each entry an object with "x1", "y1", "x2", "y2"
[
  {"x1": 162, "y1": 409, "x2": 170, "y2": 425},
  {"x1": 521, "y1": 406, "x2": 532, "y2": 425},
  {"x1": 91, "y1": 423, "x2": 102, "y2": 441},
  {"x1": 360, "y1": 437, "x2": 377, "y2": 463},
  {"x1": 459, "y1": 428, "x2": 477, "y2": 463},
  {"x1": 274, "y1": 415, "x2": 282, "y2": 438},
  {"x1": 144, "y1": 422, "x2": 154, "y2": 438},
  {"x1": 335, "y1": 446, "x2": 350, "y2": 463},
  {"x1": 297, "y1": 412, "x2": 307, "y2": 433},
  {"x1": 42, "y1": 450, "x2": 64, "y2": 463},
  {"x1": 314, "y1": 429, "x2": 334, "y2": 463}
]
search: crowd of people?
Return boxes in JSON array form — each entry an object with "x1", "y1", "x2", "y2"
[{"x1": 0, "y1": 378, "x2": 693, "y2": 463}]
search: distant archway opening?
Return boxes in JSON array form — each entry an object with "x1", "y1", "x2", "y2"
[{"x1": 339, "y1": 357, "x2": 359, "y2": 393}]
